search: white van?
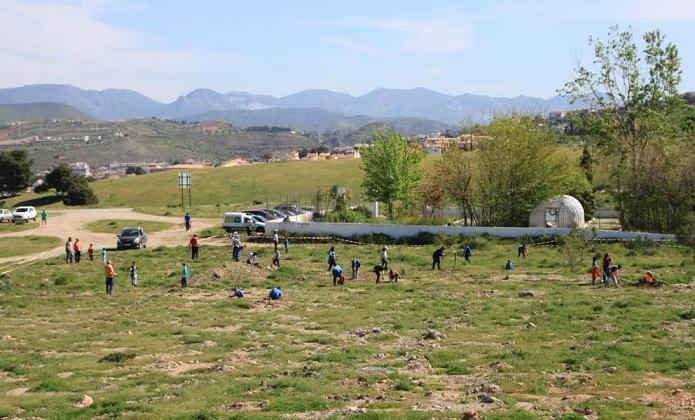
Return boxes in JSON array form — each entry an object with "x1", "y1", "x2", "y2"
[{"x1": 223, "y1": 212, "x2": 265, "y2": 233}]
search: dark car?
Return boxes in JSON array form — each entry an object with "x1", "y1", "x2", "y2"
[
  {"x1": 117, "y1": 227, "x2": 147, "y2": 250},
  {"x1": 244, "y1": 209, "x2": 278, "y2": 221}
]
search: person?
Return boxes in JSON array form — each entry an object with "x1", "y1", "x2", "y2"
[
  {"x1": 284, "y1": 237, "x2": 290, "y2": 253},
  {"x1": 332, "y1": 265, "x2": 344, "y2": 286},
  {"x1": 606, "y1": 264, "x2": 621, "y2": 288},
  {"x1": 184, "y1": 212, "x2": 192, "y2": 231},
  {"x1": 373, "y1": 265, "x2": 385, "y2": 283},
  {"x1": 101, "y1": 247, "x2": 108, "y2": 265},
  {"x1": 65, "y1": 237, "x2": 74, "y2": 264},
  {"x1": 269, "y1": 286, "x2": 282, "y2": 300},
  {"x1": 272, "y1": 229, "x2": 279, "y2": 251},
  {"x1": 432, "y1": 246, "x2": 445, "y2": 270},
  {"x1": 231, "y1": 232, "x2": 242, "y2": 262},
  {"x1": 272, "y1": 249, "x2": 281, "y2": 267},
  {"x1": 463, "y1": 245, "x2": 473, "y2": 263},
  {"x1": 642, "y1": 270, "x2": 655, "y2": 286},
  {"x1": 233, "y1": 287, "x2": 245, "y2": 298},
  {"x1": 129, "y1": 261, "x2": 138, "y2": 287},
  {"x1": 88, "y1": 243, "x2": 95, "y2": 262},
  {"x1": 246, "y1": 252, "x2": 257, "y2": 265},
  {"x1": 380, "y1": 247, "x2": 389, "y2": 269},
  {"x1": 189, "y1": 234, "x2": 200, "y2": 259},
  {"x1": 74, "y1": 238, "x2": 82, "y2": 263},
  {"x1": 181, "y1": 262, "x2": 189, "y2": 288},
  {"x1": 518, "y1": 243, "x2": 528, "y2": 259},
  {"x1": 505, "y1": 260, "x2": 514, "y2": 270},
  {"x1": 351, "y1": 258, "x2": 361, "y2": 279},
  {"x1": 40, "y1": 209, "x2": 48, "y2": 226},
  {"x1": 591, "y1": 256, "x2": 600, "y2": 285},
  {"x1": 104, "y1": 260, "x2": 116, "y2": 295},
  {"x1": 245, "y1": 219, "x2": 253, "y2": 236},
  {"x1": 327, "y1": 246, "x2": 337, "y2": 271},
  {"x1": 388, "y1": 269, "x2": 400, "y2": 282},
  {"x1": 602, "y1": 253, "x2": 613, "y2": 285}
]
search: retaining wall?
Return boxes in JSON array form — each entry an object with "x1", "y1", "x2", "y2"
[{"x1": 266, "y1": 221, "x2": 675, "y2": 241}]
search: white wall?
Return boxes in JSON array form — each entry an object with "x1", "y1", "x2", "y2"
[{"x1": 266, "y1": 221, "x2": 676, "y2": 241}]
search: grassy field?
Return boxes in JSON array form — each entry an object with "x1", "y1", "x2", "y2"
[
  {"x1": 0, "y1": 238, "x2": 693, "y2": 418},
  {"x1": 0, "y1": 236, "x2": 62, "y2": 258},
  {"x1": 85, "y1": 220, "x2": 176, "y2": 234},
  {"x1": 0, "y1": 221, "x2": 39, "y2": 233},
  {"x1": 6, "y1": 156, "x2": 440, "y2": 218}
]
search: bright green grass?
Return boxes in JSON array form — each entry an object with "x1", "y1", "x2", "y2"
[
  {"x1": 0, "y1": 235, "x2": 62, "y2": 258},
  {"x1": 0, "y1": 238, "x2": 693, "y2": 418},
  {"x1": 0, "y1": 221, "x2": 39, "y2": 233},
  {"x1": 6, "y1": 156, "x2": 439, "y2": 217},
  {"x1": 85, "y1": 219, "x2": 176, "y2": 234}
]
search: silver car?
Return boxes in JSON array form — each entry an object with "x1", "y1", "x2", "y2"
[{"x1": 0, "y1": 209, "x2": 13, "y2": 223}]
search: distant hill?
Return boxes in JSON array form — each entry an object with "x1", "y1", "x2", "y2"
[
  {"x1": 0, "y1": 102, "x2": 94, "y2": 122},
  {"x1": 0, "y1": 84, "x2": 584, "y2": 127},
  {"x1": 180, "y1": 108, "x2": 457, "y2": 134}
]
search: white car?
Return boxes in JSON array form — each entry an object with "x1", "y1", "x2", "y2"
[
  {"x1": 0, "y1": 208, "x2": 13, "y2": 223},
  {"x1": 13, "y1": 206, "x2": 37, "y2": 222}
]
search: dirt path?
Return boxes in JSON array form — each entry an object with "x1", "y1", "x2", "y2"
[{"x1": 0, "y1": 208, "x2": 219, "y2": 266}]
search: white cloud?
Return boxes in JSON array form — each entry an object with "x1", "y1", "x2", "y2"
[
  {"x1": 333, "y1": 15, "x2": 475, "y2": 54},
  {"x1": 322, "y1": 35, "x2": 381, "y2": 56},
  {"x1": 0, "y1": 0, "x2": 232, "y2": 101}
]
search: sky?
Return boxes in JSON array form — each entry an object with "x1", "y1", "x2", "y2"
[{"x1": 1, "y1": 0, "x2": 694, "y2": 102}]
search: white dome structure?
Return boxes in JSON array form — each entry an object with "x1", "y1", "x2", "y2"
[{"x1": 529, "y1": 195, "x2": 585, "y2": 229}]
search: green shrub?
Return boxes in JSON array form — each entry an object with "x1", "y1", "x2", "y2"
[
  {"x1": 99, "y1": 351, "x2": 136, "y2": 363},
  {"x1": 53, "y1": 272, "x2": 75, "y2": 286}
]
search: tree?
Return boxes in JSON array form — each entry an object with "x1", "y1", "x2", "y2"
[
  {"x1": 560, "y1": 26, "x2": 690, "y2": 231},
  {"x1": 0, "y1": 150, "x2": 33, "y2": 198},
  {"x1": 361, "y1": 129, "x2": 426, "y2": 218},
  {"x1": 298, "y1": 148, "x2": 309, "y2": 159},
  {"x1": 44, "y1": 164, "x2": 76, "y2": 198},
  {"x1": 126, "y1": 166, "x2": 146, "y2": 175},
  {"x1": 580, "y1": 144, "x2": 593, "y2": 184},
  {"x1": 419, "y1": 169, "x2": 447, "y2": 218},
  {"x1": 325, "y1": 185, "x2": 351, "y2": 211},
  {"x1": 64, "y1": 178, "x2": 98, "y2": 205},
  {"x1": 433, "y1": 146, "x2": 477, "y2": 225}
]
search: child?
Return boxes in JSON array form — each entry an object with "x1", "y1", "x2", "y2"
[
  {"x1": 332, "y1": 265, "x2": 344, "y2": 286},
  {"x1": 591, "y1": 256, "x2": 600, "y2": 285},
  {"x1": 246, "y1": 252, "x2": 257, "y2": 265},
  {"x1": 351, "y1": 258, "x2": 361, "y2": 279},
  {"x1": 88, "y1": 243, "x2": 94, "y2": 261},
  {"x1": 181, "y1": 262, "x2": 189, "y2": 288},
  {"x1": 373, "y1": 265, "x2": 385, "y2": 283},
  {"x1": 284, "y1": 237, "x2": 290, "y2": 253},
  {"x1": 269, "y1": 287, "x2": 282, "y2": 300},
  {"x1": 505, "y1": 260, "x2": 514, "y2": 271},
  {"x1": 101, "y1": 247, "x2": 108, "y2": 265},
  {"x1": 129, "y1": 261, "x2": 138, "y2": 287},
  {"x1": 327, "y1": 246, "x2": 337, "y2": 271},
  {"x1": 272, "y1": 249, "x2": 281, "y2": 267},
  {"x1": 233, "y1": 287, "x2": 245, "y2": 298},
  {"x1": 104, "y1": 260, "x2": 116, "y2": 295},
  {"x1": 463, "y1": 245, "x2": 472, "y2": 263},
  {"x1": 380, "y1": 246, "x2": 389, "y2": 269},
  {"x1": 388, "y1": 269, "x2": 400, "y2": 282}
]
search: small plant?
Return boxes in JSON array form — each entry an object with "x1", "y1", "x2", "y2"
[
  {"x1": 53, "y1": 272, "x2": 74, "y2": 286},
  {"x1": 558, "y1": 228, "x2": 588, "y2": 271},
  {"x1": 99, "y1": 351, "x2": 136, "y2": 363}
]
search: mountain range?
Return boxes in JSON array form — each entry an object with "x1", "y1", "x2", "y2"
[{"x1": 0, "y1": 84, "x2": 584, "y2": 131}]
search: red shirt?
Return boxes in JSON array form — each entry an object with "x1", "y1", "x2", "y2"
[{"x1": 189, "y1": 237, "x2": 199, "y2": 247}]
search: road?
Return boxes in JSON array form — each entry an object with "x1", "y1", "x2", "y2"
[{"x1": 0, "y1": 208, "x2": 220, "y2": 267}]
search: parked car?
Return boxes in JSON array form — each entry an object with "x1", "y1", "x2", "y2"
[
  {"x1": 0, "y1": 209, "x2": 13, "y2": 223},
  {"x1": 275, "y1": 205, "x2": 301, "y2": 216},
  {"x1": 223, "y1": 212, "x2": 265, "y2": 233},
  {"x1": 264, "y1": 209, "x2": 289, "y2": 220},
  {"x1": 244, "y1": 209, "x2": 280, "y2": 222},
  {"x1": 249, "y1": 214, "x2": 267, "y2": 224},
  {"x1": 12, "y1": 206, "x2": 37, "y2": 222},
  {"x1": 117, "y1": 227, "x2": 147, "y2": 250}
]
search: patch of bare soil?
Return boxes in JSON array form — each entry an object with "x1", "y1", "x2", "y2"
[
  {"x1": 641, "y1": 388, "x2": 695, "y2": 419},
  {"x1": 641, "y1": 373, "x2": 686, "y2": 387},
  {"x1": 145, "y1": 356, "x2": 212, "y2": 375},
  {"x1": 401, "y1": 353, "x2": 433, "y2": 375},
  {"x1": 6, "y1": 387, "x2": 30, "y2": 396}
]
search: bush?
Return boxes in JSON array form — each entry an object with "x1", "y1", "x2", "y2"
[
  {"x1": 53, "y1": 272, "x2": 74, "y2": 286},
  {"x1": 63, "y1": 179, "x2": 98, "y2": 205},
  {"x1": 677, "y1": 212, "x2": 695, "y2": 246},
  {"x1": 99, "y1": 351, "x2": 136, "y2": 363}
]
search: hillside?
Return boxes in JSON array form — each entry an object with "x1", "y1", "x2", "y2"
[
  {"x1": 0, "y1": 102, "x2": 94, "y2": 122},
  {"x1": 0, "y1": 84, "x2": 582, "y2": 126}
]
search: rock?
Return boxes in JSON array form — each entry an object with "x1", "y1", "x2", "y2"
[
  {"x1": 477, "y1": 394, "x2": 503, "y2": 404},
  {"x1": 472, "y1": 383, "x2": 501, "y2": 394},
  {"x1": 518, "y1": 291, "x2": 535, "y2": 297},
  {"x1": 489, "y1": 361, "x2": 511, "y2": 372},
  {"x1": 574, "y1": 407, "x2": 596, "y2": 416},
  {"x1": 75, "y1": 394, "x2": 94, "y2": 408},
  {"x1": 296, "y1": 275, "x2": 306, "y2": 281},
  {"x1": 212, "y1": 271, "x2": 222, "y2": 279},
  {"x1": 425, "y1": 389, "x2": 433, "y2": 396},
  {"x1": 422, "y1": 329, "x2": 445, "y2": 340},
  {"x1": 525, "y1": 322, "x2": 537, "y2": 330},
  {"x1": 462, "y1": 410, "x2": 479, "y2": 420},
  {"x1": 2, "y1": 335, "x2": 13, "y2": 340},
  {"x1": 603, "y1": 366, "x2": 618, "y2": 374}
]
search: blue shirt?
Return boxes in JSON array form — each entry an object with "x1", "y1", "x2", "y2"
[
  {"x1": 182, "y1": 265, "x2": 189, "y2": 278},
  {"x1": 333, "y1": 265, "x2": 343, "y2": 275},
  {"x1": 270, "y1": 288, "x2": 282, "y2": 299}
]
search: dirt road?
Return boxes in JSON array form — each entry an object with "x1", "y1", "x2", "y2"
[{"x1": 0, "y1": 208, "x2": 220, "y2": 266}]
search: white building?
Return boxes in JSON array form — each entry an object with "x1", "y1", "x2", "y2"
[
  {"x1": 529, "y1": 195, "x2": 585, "y2": 229},
  {"x1": 69, "y1": 162, "x2": 91, "y2": 178}
]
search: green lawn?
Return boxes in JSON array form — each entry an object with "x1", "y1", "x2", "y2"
[
  {"x1": 0, "y1": 235, "x2": 62, "y2": 258},
  {"x1": 0, "y1": 238, "x2": 692, "y2": 418},
  {"x1": 84, "y1": 219, "x2": 176, "y2": 234},
  {"x1": 5, "y1": 156, "x2": 439, "y2": 217},
  {"x1": 0, "y1": 221, "x2": 39, "y2": 233}
]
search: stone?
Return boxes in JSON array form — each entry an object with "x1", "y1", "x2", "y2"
[
  {"x1": 518, "y1": 291, "x2": 535, "y2": 297},
  {"x1": 603, "y1": 366, "x2": 618, "y2": 374},
  {"x1": 462, "y1": 410, "x2": 479, "y2": 420},
  {"x1": 477, "y1": 394, "x2": 503, "y2": 404},
  {"x1": 525, "y1": 322, "x2": 537, "y2": 330},
  {"x1": 472, "y1": 383, "x2": 501, "y2": 394},
  {"x1": 422, "y1": 329, "x2": 445, "y2": 340},
  {"x1": 76, "y1": 394, "x2": 94, "y2": 408}
]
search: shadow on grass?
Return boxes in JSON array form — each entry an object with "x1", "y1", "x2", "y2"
[{"x1": 13, "y1": 195, "x2": 63, "y2": 207}]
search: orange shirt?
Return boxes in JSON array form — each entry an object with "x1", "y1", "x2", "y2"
[
  {"x1": 104, "y1": 264, "x2": 115, "y2": 278},
  {"x1": 644, "y1": 273, "x2": 654, "y2": 283},
  {"x1": 74, "y1": 242, "x2": 81, "y2": 252}
]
